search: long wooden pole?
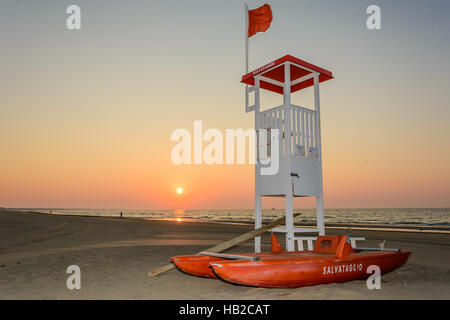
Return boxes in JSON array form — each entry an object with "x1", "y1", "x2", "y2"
[
  {"x1": 245, "y1": 3, "x2": 249, "y2": 74},
  {"x1": 148, "y1": 212, "x2": 301, "y2": 277},
  {"x1": 245, "y1": 4, "x2": 250, "y2": 113}
]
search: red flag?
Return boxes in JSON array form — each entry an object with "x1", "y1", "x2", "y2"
[{"x1": 248, "y1": 4, "x2": 273, "y2": 38}]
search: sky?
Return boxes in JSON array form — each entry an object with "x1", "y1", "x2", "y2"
[{"x1": 0, "y1": 0, "x2": 449, "y2": 210}]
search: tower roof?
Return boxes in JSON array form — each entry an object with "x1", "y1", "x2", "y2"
[{"x1": 241, "y1": 55, "x2": 333, "y2": 94}]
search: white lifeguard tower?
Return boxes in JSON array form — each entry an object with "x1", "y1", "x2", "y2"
[{"x1": 242, "y1": 55, "x2": 333, "y2": 252}]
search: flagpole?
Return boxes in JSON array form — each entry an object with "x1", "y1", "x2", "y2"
[
  {"x1": 245, "y1": 3, "x2": 249, "y2": 73},
  {"x1": 244, "y1": 3, "x2": 250, "y2": 112},
  {"x1": 246, "y1": 3, "x2": 261, "y2": 252}
]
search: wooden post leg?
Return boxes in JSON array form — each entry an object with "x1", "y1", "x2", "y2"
[
  {"x1": 314, "y1": 73, "x2": 325, "y2": 237},
  {"x1": 285, "y1": 192, "x2": 294, "y2": 251},
  {"x1": 316, "y1": 195, "x2": 325, "y2": 236},
  {"x1": 255, "y1": 194, "x2": 262, "y2": 253}
]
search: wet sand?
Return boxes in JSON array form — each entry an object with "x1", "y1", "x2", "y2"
[{"x1": 0, "y1": 210, "x2": 449, "y2": 299}]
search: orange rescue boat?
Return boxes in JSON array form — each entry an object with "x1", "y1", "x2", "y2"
[
  {"x1": 171, "y1": 235, "x2": 411, "y2": 288},
  {"x1": 171, "y1": 234, "x2": 284, "y2": 279}
]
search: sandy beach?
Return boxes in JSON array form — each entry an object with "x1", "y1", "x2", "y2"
[{"x1": 0, "y1": 209, "x2": 449, "y2": 299}]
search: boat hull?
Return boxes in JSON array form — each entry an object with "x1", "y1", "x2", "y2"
[
  {"x1": 171, "y1": 251, "x2": 305, "y2": 279},
  {"x1": 171, "y1": 255, "x2": 222, "y2": 278},
  {"x1": 210, "y1": 251, "x2": 411, "y2": 288}
]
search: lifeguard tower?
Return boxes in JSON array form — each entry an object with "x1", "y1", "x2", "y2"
[{"x1": 242, "y1": 55, "x2": 333, "y2": 252}]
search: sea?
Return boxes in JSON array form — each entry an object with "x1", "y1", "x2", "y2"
[{"x1": 20, "y1": 208, "x2": 450, "y2": 230}]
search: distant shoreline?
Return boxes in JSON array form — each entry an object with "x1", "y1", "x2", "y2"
[{"x1": 7, "y1": 208, "x2": 450, "y2": 235}]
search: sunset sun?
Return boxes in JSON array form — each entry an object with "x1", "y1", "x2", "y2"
[{"x1": 176, "y1": 187, "x2": 183, "y2": 195}]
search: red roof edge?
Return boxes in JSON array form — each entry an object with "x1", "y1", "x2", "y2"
[{"x1": 241, "y1": 54, "x2": 333, "y2": 84}]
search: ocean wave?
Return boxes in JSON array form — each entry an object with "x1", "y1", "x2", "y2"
[{"x1": 24, "y1": 207, "x2": 450, "y2": 229}]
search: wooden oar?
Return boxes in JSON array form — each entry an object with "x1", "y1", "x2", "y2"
[
  {"x1": 148, "y1": 213, "x2": 301, "y2": 277},
  {"x1": 199, "y1": 252, "x2": 259, "y2": 262}
]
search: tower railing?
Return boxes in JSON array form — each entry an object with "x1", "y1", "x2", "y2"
[
  {"x1": 290, "y1": 104, "x2": 318, "y2": 159},
  {"x1": 258, "y1": 104, "x2": 318, "y2": 159}
]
